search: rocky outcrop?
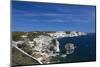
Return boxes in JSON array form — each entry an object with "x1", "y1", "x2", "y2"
[
  {"x1": 47, "y1": 31, "x2": 87, "y2": 38},
  {"x1": 65, "y1": 43, "x2": 75, "y2": 54},
  {"x1": 12, "y1": 31, "x2": 87, "y2": 64}
]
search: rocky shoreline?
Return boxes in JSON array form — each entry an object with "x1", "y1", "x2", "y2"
[{"x1": 12, "y1": 31, "x2": 87, "y2": 64}]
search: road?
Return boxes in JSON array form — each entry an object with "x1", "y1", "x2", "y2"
[{"x1": 11, "y1": 41, "x2": 43, "y2": 64}]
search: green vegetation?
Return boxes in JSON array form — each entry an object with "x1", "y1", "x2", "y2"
[
  {"x1": 12, "y1": 47, "x2": 39, "y2": 66},
  {"x1": 21, "y1": 43, "x2": 32, "y2": 55},
  {"x1": 12, "y1": 32, "x2": 52, "y2": 41},
  {"x1": 27, "y1": 32, "x2": 50, "y2": 41},
  {"x1": 12, "y1": 32, "x2": 26, "y2": 41}
]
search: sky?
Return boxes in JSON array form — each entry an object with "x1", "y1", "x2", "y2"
[{"x1": 12, "y1": 1, "x2": 96, "y2": 33}]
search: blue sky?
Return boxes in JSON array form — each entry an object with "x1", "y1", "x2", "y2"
[{"x1": 12, "y1": 1, "x2": 96, "y2": 33}]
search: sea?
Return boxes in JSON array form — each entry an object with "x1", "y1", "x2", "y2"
[{"x1": 56, "y1": 33, "x2": 96, "y2": 63}]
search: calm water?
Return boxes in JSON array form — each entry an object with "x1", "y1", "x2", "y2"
[{"x1": 57, "y1": 33, "x2": 96, "y2": 63}]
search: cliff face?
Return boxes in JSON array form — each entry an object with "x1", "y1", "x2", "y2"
[
  {"x1": 14, "y1": 31, "x2": 87, "y2": 54},
  {"x1": 47, "y1": 31, "x2": 87, "y2": 38},
  {"x1": 12, "y1": 31, "x2": 87, "y2": 64}
]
